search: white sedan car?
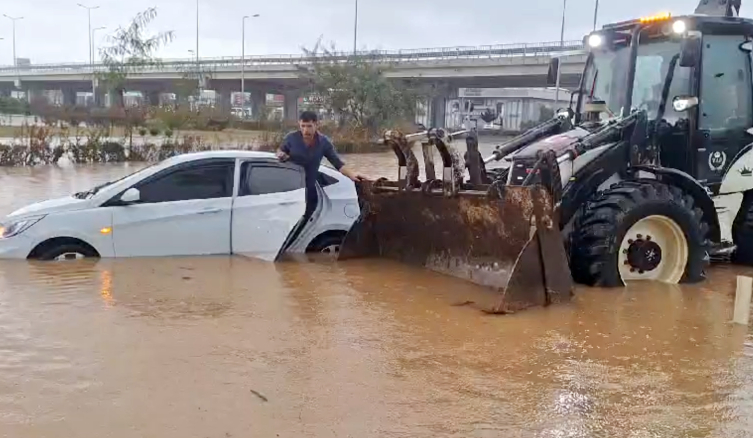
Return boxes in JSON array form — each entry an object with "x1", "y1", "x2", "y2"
[{"x1": 0, "y1": 151, "x2": 360, "y2": 261}]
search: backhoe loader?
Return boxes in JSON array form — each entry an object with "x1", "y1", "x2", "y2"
[{"x1": 339, "y1": 0, "x2": 753, "y2": 313}]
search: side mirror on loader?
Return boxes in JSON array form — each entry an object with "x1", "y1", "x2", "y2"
[
  {"x1": 680, "y1": 31, "x2": 702, "y2": 67},
  {"x1": 547, "y1": 57, "x2": 560, "y2": 86}
]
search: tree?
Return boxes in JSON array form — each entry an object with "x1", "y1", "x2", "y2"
[
  {"x1": 0, "y1": 96, "x2": 30, "y2": 115},
  {"x1": 97, "y1": 7, "x2": 174, "y2": 108},
  {"x1": 538, "y1": 105, "x2": 555, "y2": 122},
  {"x1": 296, "y1": 39, "x2": 429, "y2": 135}
]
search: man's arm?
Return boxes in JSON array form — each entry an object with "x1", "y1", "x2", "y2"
[
  {"x1": 323, "y1": 139, "x2": 366, "y2": 181},
  {"x1": 276, "y1": 134, "x2": 292, "y2": 161}
]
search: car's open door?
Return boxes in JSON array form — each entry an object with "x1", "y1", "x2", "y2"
[
  {"x1": 230, "y1": 160, "x2": 309, "y2": 261},
  {"x1": 273, "y1": 182, "x2": 326, "y2": 261}
]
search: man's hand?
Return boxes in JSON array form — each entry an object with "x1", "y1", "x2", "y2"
[
  {"x1": 340, "y1": 165, "x2": 367, "y2": 182},
  {"x1": 276, "y1": 150, "x2": 289, "y2": 162}
]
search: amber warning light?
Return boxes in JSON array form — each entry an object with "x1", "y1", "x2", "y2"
[{"x1": 639, "y1": 12, "x2": 672, "y2": 23}]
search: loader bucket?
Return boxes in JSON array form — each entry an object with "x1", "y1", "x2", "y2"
[{"x1": 338, "y1": 180, "x2": 574, "y2": 313}]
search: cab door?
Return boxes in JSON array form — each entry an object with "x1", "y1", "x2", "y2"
[{"x1": 694, "y1": 34, "x2": 753, "y2": 193}]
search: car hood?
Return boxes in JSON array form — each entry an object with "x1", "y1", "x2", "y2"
[{"x1": 6, "y1": 196, "x2": 92, "y2": 219}]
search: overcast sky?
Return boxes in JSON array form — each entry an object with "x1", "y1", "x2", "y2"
[{"x1": 0, "y1": 0, "x2": 748, "y2": 65}]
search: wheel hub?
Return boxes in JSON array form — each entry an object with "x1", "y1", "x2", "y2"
[
  {"x1": 320, "y1": 244, "x2": 340, "y2": 255},
  {"x1": 54, "y1": 252, "x2": 85, "y2": 261},
  {"x1": 625, "y1": 236, "x2": 662, "y2": 273}
]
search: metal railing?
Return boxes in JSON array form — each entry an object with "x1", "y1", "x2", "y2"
[{"x1": 0, "y1": 40, "x2": 585, "y2": 76}]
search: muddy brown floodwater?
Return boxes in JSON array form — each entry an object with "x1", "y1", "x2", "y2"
[{"x1": 2, "y1": 147, "x2": 753, "y2": 438}]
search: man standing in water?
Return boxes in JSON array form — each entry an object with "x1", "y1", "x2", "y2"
[{"x1": 277, "y1": 111, "x2": 367, "y2": 214}]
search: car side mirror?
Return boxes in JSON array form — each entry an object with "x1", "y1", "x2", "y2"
[
  {"x1": 547, "y1": 57, "x2": 560, "y2": 86},
  {"x1": 672, "y1": 95, "x2": 699, "y2": 112},
  {"x1": 119, "y1": 188, "x2": 141, "y2": 204},
  {"x1": 679, "y1": 31, "x2": 702, "y2": 67}
]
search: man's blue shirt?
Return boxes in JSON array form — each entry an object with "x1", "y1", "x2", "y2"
[{"x1": 280, "y1": 130, "x2": 345, "y2": 207}]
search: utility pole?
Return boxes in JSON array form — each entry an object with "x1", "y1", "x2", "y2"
[
  {"x1": 353, "y1": 0, "x2": 358, "y2": 55},
  {"x1": 554, "y1": 0, "x2": 567, "y2": 108}
]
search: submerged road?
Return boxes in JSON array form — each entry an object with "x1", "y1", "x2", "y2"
[{"x1": 1, "y1": 149, "x2": 752, "y2": 437}]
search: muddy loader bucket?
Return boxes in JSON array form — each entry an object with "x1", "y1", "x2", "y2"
[{"x1": 339, "y1": 132, "x2": 573, "y2": 313}]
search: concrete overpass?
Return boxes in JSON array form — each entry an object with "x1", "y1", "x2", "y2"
[{"x1": 0, "y1": 40, "x2": 589, "y2": 123}]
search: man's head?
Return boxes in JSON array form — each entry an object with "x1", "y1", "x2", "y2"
[{"x1": 298, "y1": 111, "x2": 318, "y2": 141}]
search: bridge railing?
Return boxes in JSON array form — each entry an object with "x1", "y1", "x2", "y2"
[{"x1": 0, "y1": 40, "x2": 585, "y2": 76}]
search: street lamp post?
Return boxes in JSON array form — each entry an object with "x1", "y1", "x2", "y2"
[
  {"x1": 593, "y1": 0, "x2": 600, "y2": 31},
  {"x1": 3, "y1": 14, "x2": 23, "y2": 83},
  {"x1": 3, "y1": 14, "x2": 23, "y2": 90},
  {"x1": 353, "y1": 0, "x2": 358, "y2": 55},
  {"x1": 92, "y1": 26, "x2": 105, "y2": 105},
  {"x1": 554, "y1": 0, "x2": 567, "y2": 108},
  {"x1": 241, "y1": 14, "x2": 260, "y2": 111},
  {"x1": 188, "y1": 49, "x2": 197, "y2": 109},
  {"x1": 77, "y1": 4, "x2": 100, "y2": 105},
  {"x1": 77, "y1": 4, "x2": 99, "y2": 72},
  {"x1": 196, "y1": 0, "x2": 200, "y2": 94},
  {"x1": 92, "y1": 26, "x2": 105, "y2": 62}
]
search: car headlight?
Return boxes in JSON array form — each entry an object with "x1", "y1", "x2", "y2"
[{"x1": 0, "y1": 215, "x2": 45, "y2": 239}]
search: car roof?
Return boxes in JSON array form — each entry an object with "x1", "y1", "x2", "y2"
[
  {"x1": 164, "y1": 150, "x2": 347, "y2": 179},
  {"x1": 164, "y1": 150, "x2": 276, "y2": 164}
]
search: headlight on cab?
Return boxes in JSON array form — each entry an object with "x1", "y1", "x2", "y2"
[{"x1": 0, "y1": 215, "x2": 45, "y2": 239}]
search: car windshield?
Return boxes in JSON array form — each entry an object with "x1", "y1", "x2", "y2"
[
  {"x1": 580, "y1": 39, "x2": 689, "y2": 123},
  {"x1": 73, "y1": 162, "x2": 160, "y2": 199}
]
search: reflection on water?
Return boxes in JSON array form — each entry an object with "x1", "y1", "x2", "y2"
[{"x1": 1, "y1": 152, "x2": 753, "y2": 437}]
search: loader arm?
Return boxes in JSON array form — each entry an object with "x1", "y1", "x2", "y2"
[{"x1": 484, "y1": 110, "x2": 574, "y2": 164}]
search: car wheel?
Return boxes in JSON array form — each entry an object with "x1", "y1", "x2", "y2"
[
  {"x1": 38, "y1": 243, "x2": 99, "y2": 261},
  {"x1": 307, "y1": 234, "x2": 344, "y2": 256}
]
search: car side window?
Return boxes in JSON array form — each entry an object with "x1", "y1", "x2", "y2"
[
  {"x1": 136, "y1": 162, "x2": 234, "y2": 203},
  {"x1": 240, "y1": 163, "x2": 305, "y2": 196}
]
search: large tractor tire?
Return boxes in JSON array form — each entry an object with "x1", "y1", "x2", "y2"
[{"x1": 570, "y1": 180, "x2": 710, "y2": 287}]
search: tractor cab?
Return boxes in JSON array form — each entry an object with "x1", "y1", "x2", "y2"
[{"x1": 578, "y1": 11, "x2": 753, "y2": 195}]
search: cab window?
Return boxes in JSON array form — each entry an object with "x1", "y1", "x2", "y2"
[{"x1": 699, "y1": 34, "x2": 753, "y2": 132}]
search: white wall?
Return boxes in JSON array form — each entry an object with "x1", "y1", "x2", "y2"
[{"x1": 443, "y1": 87, "x2": 572, "y2": 131}]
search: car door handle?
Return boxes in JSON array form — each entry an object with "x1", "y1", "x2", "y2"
[
  {"x1": 279, "y1": 201, "x2": 297, "y2": 206},
  {"x1": 198, "y1": 208, "x2": 222, "y2": 215}
]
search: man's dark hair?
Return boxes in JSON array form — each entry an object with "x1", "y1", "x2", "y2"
[{"x1": 299, "y1": 110, "x2": 318, "y2": 123}]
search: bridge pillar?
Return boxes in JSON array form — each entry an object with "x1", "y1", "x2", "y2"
[
  {"x1": 431, "y1": 95, "x2": 447, "y2": 128},
  {"x1": 218, "y1": 90, "x2": 233, "y2": 112},
  {"x1": 145, "y1": 90, "x2": 161, "y2": 107},
  {"x1": 94, "y1": 88, "x2": 108, "y2": 107},
  {"x1": 26, "y1": 88, "x2": 47, "y2": 105},
  {"x1": 250, "y1": 89, "x2": 265, "y2": 120},
  {"x1": 62, "y1": 88, "x2": 78, "y2": 107},
  {"x1": 283, "y1": 90, "x2": 300, "y2": 122}
]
